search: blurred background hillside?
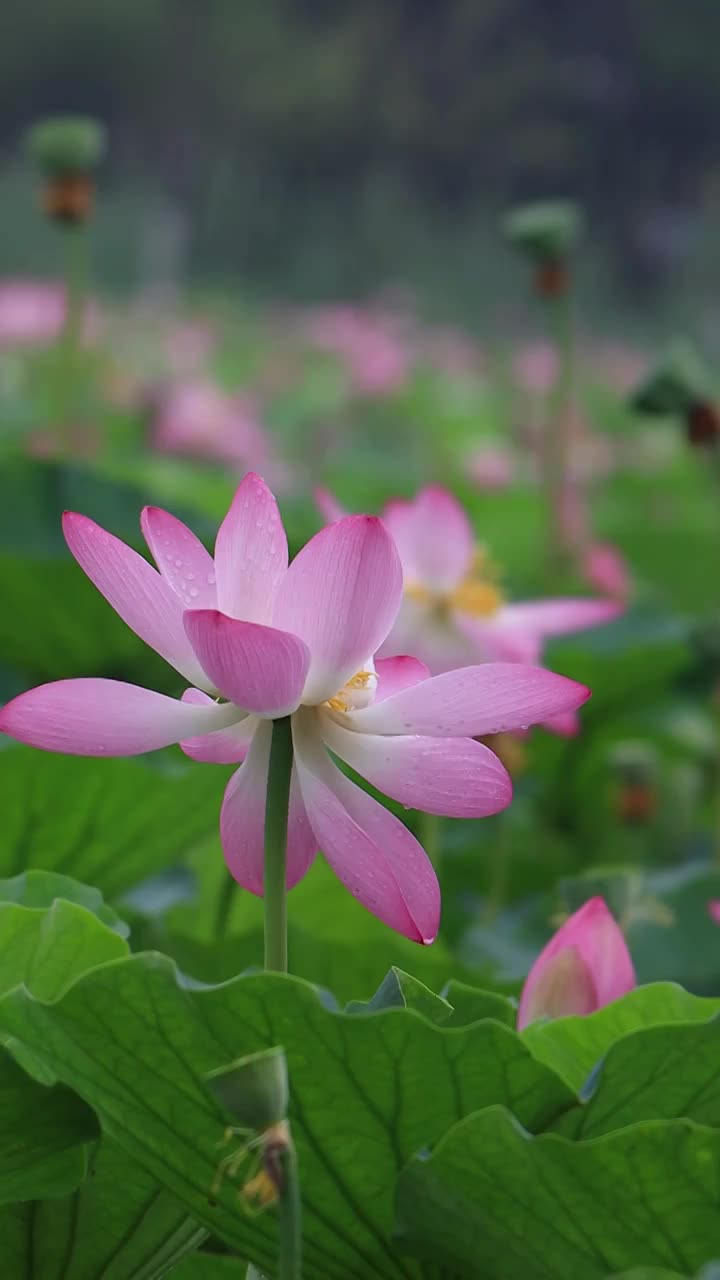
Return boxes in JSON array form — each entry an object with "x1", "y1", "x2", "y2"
[{"x1": 4, "y1": 1, "x2": 720, "y2": 333}]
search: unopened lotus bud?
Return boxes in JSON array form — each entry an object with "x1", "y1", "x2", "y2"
[
  {"x1": 609, "y1": 741, "x2": 658, "y2": 824},
  {"x1": 517, "y1": 896, "x2": 635, "y2": 1029},
  {"x1": 503, "y1": 200, "x2": 582, "y2": 298},
  {"x1": 25, "y1": 115, "x2": 105, "y2": 225},
  {"x1": 207, "y1": 1046, "x2": 288, "y2": 1133}
]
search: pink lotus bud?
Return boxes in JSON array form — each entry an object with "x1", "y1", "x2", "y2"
[
  {"x1": 517, "y1": 897, "x2": 635, "y2": 1029},
  {"x1": 707, "y1": 900, "x2": 720, "y2": 925},
  {"x1": 583, "y1": 541, "x2": 632, "y2": 603}
]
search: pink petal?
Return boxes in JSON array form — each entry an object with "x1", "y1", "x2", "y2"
[
  {"x1": 180, "y1": 688, "x2": 255, "y2": 763},
  {"x1": 0, "y1": 679, "x2": 242, "y2": 756},
  {"x1": 453, "y1": 612, "x2": 543, "y2": 665},
  {"x1": 213, "y1": 473, "x2": 288, "y2": 623},
  {"x1": 375, "y1": 655, "x2": 430, "y2": 701},
  {"x1": 321, "y1": 715, "x2": 512, "y2": 817},
  {"x1": 381, "y1": 499, "x2": 418, "y2": 578},
  {"x1": 497, "y1": 598, "x2": 623, "y2": 637},
  {"x1": 382, "y1": 600, "x2": 480, "y2": 674},
  {"x1": 63, "y1": 512, "x2": 210, "y2": 688},
  {"x1": 293, "y1": 711, "x2": 439, "y2": 942},
  {"x1": 184, "y1": 611, "x2": 310, "y2": 718},
  {"x1": 518, "y1": 897, "x2": 635, "y2": 1030},
  {"x1": 345, "y1": 663, "x2": 590, "y2": 738},
  {"x1": 405, "y1": 487, "x2": 475, "y2": 592},
  {"x1": 273, "y1": 516, "x2": 403, "y2": 704},
  {"x1": 220, "y1": 721, "x2": 316, "y2": 894},
  {"x1": 141, "y1": 506, "x2": 217, "y2": 608},
  {"x1": 314, "y1": 488, "x2": 348, "y2": 524}
]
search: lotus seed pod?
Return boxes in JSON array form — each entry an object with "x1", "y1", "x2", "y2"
[
  {"x1": 26, "y1": 115, "x2": 106, "y2": 177},
  {"x1": 503, "y1": 200, "x2": 583, "y2": 263},
  {"x1": 206, "y1": 1046, "x2": 288, "y2": 1132}
]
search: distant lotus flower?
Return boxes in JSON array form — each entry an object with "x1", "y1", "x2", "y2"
[
  {"x1": 707, "y1": 901, "x2": 720, "y2": 925},
  {"x1": 513, "y1": 342, "x2": 558, "y2": 395},
  {"x1": 303, "y1": 304, "x2": 411, "y2": 397},
  {"x1": 0, "y1": 474, "x2": 589, "y2": 942},
  {"x1": 377, "y1": 487, "x2": 621, "y2": 674},
  {"x1": 583, "y1": 541, "x2": 631, "y2": 603},
  {"x1": 467, "y1": 444, "x2": 515, "y2": 491},
  {"x1": 151, "y1": 381, "x2": 291, "y2": 484},
  {"x1": 0, "y1": 280, "x2": 99, "y2": 347},
  {"x1": 517, "y1": 897, "x2": 636, "y2": 1029}
]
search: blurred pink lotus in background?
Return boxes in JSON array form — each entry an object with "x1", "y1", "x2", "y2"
[
  {"x1": 315, "y1": 484, "x2": 621, "y2": 735},
  {"x1": 583, "y1": 541, "x2": 631, "y2": 603},
  {"x1": 518, "y1": 897, "x2": 636, "y2": 1029},
  {"x1": 377, "y1": 485, "x2": 621, "y2": 672},
  {"x1": 467, "y1": 443, "x2": 515, "y2": 490},
  {"x1": 513, "y1": 341, "x2": 558, "y2": 395},
  {"x1": 151, "y1": 379, "x2": 292, "y2": 483},
  {"x1": 302, "y1": 304, "x2": 411, "y2": 397},
  {"x1": 707, "y1": 900, "x2": 720, "y2": 925},
  {"x1": 0, "y1": 279, "x2": 100, "y2": 347}
]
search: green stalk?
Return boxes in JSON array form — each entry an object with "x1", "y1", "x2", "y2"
[
  {"x1": 263, "y1": 716, "x2": 294, "y2": 972},
  {"x1": 419, "y1": 810, "x2": 443, "y2": 878},
  {"x1": 56, "y1": 223, "x2": 88, "y2": 434},
  {"x1": 278, "y1": 1141, "x2": 303, "y2": 1279},
  {"x1": 543, "y1": 286, "x2": 575, "y2": 584}
]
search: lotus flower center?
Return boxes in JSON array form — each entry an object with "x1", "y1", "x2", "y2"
[
  {"x1": 325, "y1": 661, "x2": 378, "y2": 712},
  {"x1": 405, "y1": 547, "x2": 504, "y2": 619}
]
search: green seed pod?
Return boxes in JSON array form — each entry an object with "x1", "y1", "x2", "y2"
[
  {"x1": 502, "y1": 200, "x2": 583, "y2": 263},
  {"x1": 207, "y1": 1046, "x2": 288, "y2": 1132},
  {"x1": 26, "y1": 115, "x2": 106, "y2": 177},
  {"x1": 629, "y1": 339, "x2": 711, "y2": 418}
]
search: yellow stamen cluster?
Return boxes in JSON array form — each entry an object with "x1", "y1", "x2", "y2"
[
  {"x1": 405, "y1": 546, "x2": 504, "y2": 619},
  {"x1": 325, "y1": 670, "x2": 374, "y2": 712}
]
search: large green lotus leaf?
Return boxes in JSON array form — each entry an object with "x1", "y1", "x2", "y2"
[
  {"x1": 395, "y1": 1110, "x2": 720, "y2": 1279},
  {"x1": 0, "y1": 868, "x2": 128, "y2": 935},
  {"x1": 0, "y1": 747, "x2": 230, "y2": 899},
  {"x1": 0, "y1": 938, "x2": 574, "y2": 1279},
  {"x1": 170, "y1": 1259, "x2": 249, "y2": 1279},
  {"x1": 0, "y1": 898, "x2": 127, "y2": 1002},
  {"x1": 553, "y1": 1017, "x2": 720, "y2": 1139},
  {"x1": 0, "y1": 1049, "x2": 96, "y2": 1204},
  {"x1": 1, "y1": 1140, "x2": 206, "y2": 1279},
  {"x1": 523, "y1": 983, "x2": 720, "y2": 1090}
]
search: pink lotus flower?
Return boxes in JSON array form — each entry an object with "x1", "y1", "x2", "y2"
[
  {"x1": 0, "y1": 474, "x2": 589, "y2": 943},
  {"x1": 707, "y1": 901, "x2": 720, "y2": 925},
  {"x1": 517, "y1": 897, "x2": 636, "y2": 1029},
  {"x1": 152, "y1": 381, "x2": 271, "y2": 472},
  {"x1": 377, "y1": 487, "x2": 622, "y2": 675},
  {"x1": 302, "y1": 304, "x2": 411, "y2": 397},
  {"x1": 0, "y1": 279, "x2": 99, "y2": 347},
  {"x1": 467, "y1": 444, "x2": 515, "y2": 491}
]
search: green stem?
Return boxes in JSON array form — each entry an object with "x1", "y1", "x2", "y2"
[
  {"x1": 55, "y1": 224, "x2": 88, "y2": 434},
  {"x1": 543, "y1": 286, "x2": 575, "y2": 584},
  {"x1": 481, "y1": 815, "x2": 511, "y2": 924},
  {"x1": 419, "y1": 811, "x2": 443, "y2": 877},
  {"x1": 278, "y1": 1141, "x2": 303, "y2": 1280},
  {"x1": 263, "y1": 716, "x2": 294, "y2": 972}
]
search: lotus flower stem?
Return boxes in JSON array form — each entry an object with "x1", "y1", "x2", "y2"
[
  {"x1": 278, "y1": 1139, "x2": 303, "y2": 1279},
  {"x1": 264, "y1": 715, "x2": 294, "y2": 972},
  {"x1": 56, "y1": 223, "x2": 88, "y2": 430},
  {"x1": 543, "y1": 289, "x2": 575, "y2": 582}
]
